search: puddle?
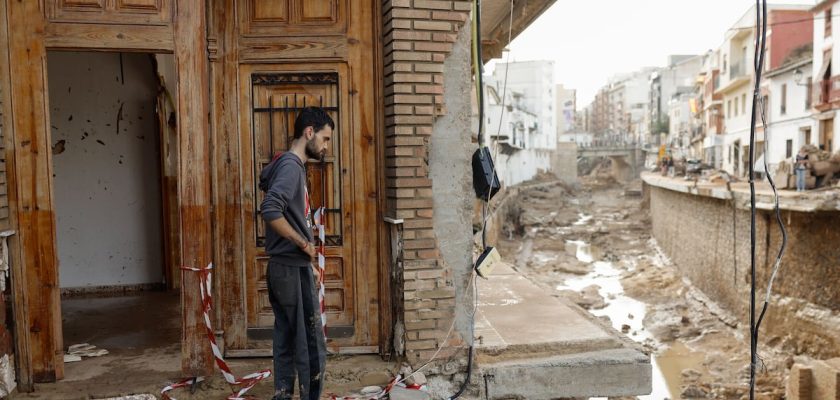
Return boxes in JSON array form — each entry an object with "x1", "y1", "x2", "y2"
[
  {"x1": 558, "y1": 240, "x2": 705, "y2": 399},
  {"x1": 574, "y1": 213, "x2": 593, "y2": 225}
]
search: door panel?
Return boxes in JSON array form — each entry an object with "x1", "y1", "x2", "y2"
[
  {"x1": 48, "y1": 0, "x2": 172, "y2": 25},
  {"x1": 241, "y1": 65, "x2": 356, "y2": 340}
]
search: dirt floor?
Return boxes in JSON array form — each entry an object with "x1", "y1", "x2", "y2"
[{"x1": 496, "y1": 174, "x2": 792, "y2": 400}]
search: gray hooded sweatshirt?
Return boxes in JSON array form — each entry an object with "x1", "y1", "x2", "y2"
[{"x1": 259, "y1": 152, "x2": 313, "y2": 266}]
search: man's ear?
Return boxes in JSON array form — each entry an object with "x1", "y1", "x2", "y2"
[{"x1": 305, "y1": 126, "x2": 314, "y2": 140}]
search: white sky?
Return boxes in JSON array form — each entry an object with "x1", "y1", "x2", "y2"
[{"x1": 491, "y1": 0, "x2": 817, "y2": 106}]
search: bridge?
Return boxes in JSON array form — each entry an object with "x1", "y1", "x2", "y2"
[{"x1": 576, "y1": 144, "x2": 645, "y2": 181}]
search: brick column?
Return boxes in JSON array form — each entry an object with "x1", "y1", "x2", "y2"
[{"x1": 382, "y1": 0, "x2": 472, "y2": 363}]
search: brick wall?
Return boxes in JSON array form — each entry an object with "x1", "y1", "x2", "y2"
[
  {"x1": 382, "y1": 0, "x2": 472, "y2": 364},
  {"x1": 647, "y1": 184, "x2": 840, "y2": 357}
]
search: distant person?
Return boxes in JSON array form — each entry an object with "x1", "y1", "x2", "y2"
[{"x1": 795, "y1": 149, "x2": 809, "y2": 192}]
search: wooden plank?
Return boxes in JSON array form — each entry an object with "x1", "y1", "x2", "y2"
[
  {"x1": 5, "y1": 0, "x2": 63, "y2": 383},
  {"x1": 348, "y1": 0, "x2": 380, "y2": 350},
  {"x1": 174, "y1": 0, "x2": 214, "y2": 376},
  {"x1": 371, "y1": 0, "x2": 391, "y2": 356},
  {"x1": 45, "y1": 22, "x2": 174, "y2": 52},
  {"x1": 0, "y1": 1, "x2": 33, "y2": 390},
  {"x1": 213, "y1": 0, "x2": 247, "y2": 351},
  {"x1": 238, "y1": 36, "x2": 348, "y2": 62}
]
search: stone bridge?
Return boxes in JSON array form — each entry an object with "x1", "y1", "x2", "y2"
[{"x1": 577, "y1": 145, "x2": 644, "y2": 181}]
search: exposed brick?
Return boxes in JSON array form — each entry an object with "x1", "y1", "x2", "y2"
[
  {"x1": 394, "y1": 178, "x2": 433, "y2": 187},
  {"x1": 396, "y1": 198, "x2": 434, "y2": 209},
  {"x1": 403, "y1": 218, "x2": 434, "y2": 230},
  {"x1": 390, "y1": 30, "x2": 432, "y2": 41},
  {"x1": 404, "y1": 279, "x2": 436, "y2": 291},
  {"x1": 413, "y1": 20, "x2": 452, "y2": 31},
  {"x1": 405, "y1": 319, "x2": 436, "y2": 330},
  {"x1": 432, "y1": 53, "x2": 446, "y2": 62},
  {"x1": 416, "y1": 209, "x2": 434, "y2": 218},
  {"x1": 414, "y1": 229, "x2": 436, "y2": 239},
  {"x1": 390, "y1": 8, "x2": 431, "y2": 19},
  {"x1": 404, "y1": 299, "x2": 436, "y2": 310},
  {"x1": 414, "y1": 105, "x2": 434, "y2": 115},
  {"x1": 417, "y1": 329, "x2": 451, "y2": 340},
  {"x1": 405, "y1": 339, "x2": 437, "y2": 351},
  {"x1": 392, "y1": 94, "x2": 433, "y2": 104},
  {"x1": 414, "y1": 63, "x2": 445, "y2": 73},
  {"x1": 416, "y1": 289, "x2": 454, "y2": 299},
  {"x1": 415, "y1": 249, "x2": 440, "y2": 259},
  {"x1": 386, "y1": 167, "x2": 417, "y2": 178},
  {"x1": 431, "y1": 10, "x2": 468, "y2": 22},
  {"x1": 416, "y1": 269, "x2": 444, "y2": 279},
  {"x1": 404, "y1": 238, "x2": 436, "y2": 250},
  {"x1": 432, "y1": 32, "x2": 458, "y2": 43},
  {"x1": 414, "y1": 41, "x2": 454, "y2": 53},
  {"x1": 392, "y1": 73, "x2": 433, "y2": 83},
  {"x1": 413, "y1": 0, "x2": 453, "y2": 10},
  {"x1": 414, "y1": 84, "x2": 444, "y2": 94},
  {"x1": 392, "y1": 51, "x2": 433, "y2": 62}
]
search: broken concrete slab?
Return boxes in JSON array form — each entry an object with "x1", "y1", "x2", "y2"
[
  {"x1": 388, "y1": 386, "x2": 432, "y2": 400},
  {"x1": 475, "y1": 262, "x2": 651, "y2": 399}
]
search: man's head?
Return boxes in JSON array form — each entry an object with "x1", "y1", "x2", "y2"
[{"x1": 294, "y1": 107, "x2": 335, "y2": 161}]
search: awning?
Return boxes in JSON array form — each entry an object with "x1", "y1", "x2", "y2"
[{"x1": 818, "y1": 50, "x2": 832, "y2": 80}]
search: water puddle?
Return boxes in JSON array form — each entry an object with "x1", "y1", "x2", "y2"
[
  {"x1": 558, "y1": 240, "x2": 705, "y2": 399},
  {"x1": 574, "y1": 213, "x2": 593, "y2": 225}
]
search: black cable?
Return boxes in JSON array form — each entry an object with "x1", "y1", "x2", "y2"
[{"x1": 748, "y1": 2, "x2": 767, "y2": 399}]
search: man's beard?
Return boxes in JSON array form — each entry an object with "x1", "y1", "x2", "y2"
[{"x1": 305, "y1": 139, "x2": 325, "y2": 161}]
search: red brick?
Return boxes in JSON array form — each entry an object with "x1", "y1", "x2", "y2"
[
  {"x1": 405, "y1": 320, "x2": 436, "y2": 330},
  {"x1": 404, "y1": 299, "x2": 436, "y2": 310},
  {"x1": 392, "y1": 73, "x2": 433, "y2": 83},
  {"x1": 390, "y1": 30, "x2": 432, "y2": 41},
  {"x1": 432, "y1": 10, "x2": 468, "y2": 22},
  {"x1": 413, "y1": 20, "x2": 452, "y2": 31},
  {"x1": 392, "y1": 94, "x2": 433, "y2": 104},
  {"x1": 416, "y1": 288, "x2": 454, "y2": 299},
  {"x1": 413, "y1": 0, "x2": 453, "y2": 10},
  {"x1": 416, "y1": 209, "x2": 434, "y2": 218},
  {"x1": 432, "y1": 32, "x2": 458, "y2": 43},
  {"x1": 405, "y1": 339, "x2": 437, "y2": 351},
  {"x1": 414, "y1": 41, "x2": 454, "y2": 53},
  {"x1": 396, "y1": 198, "x2": 434, "y2": 209},
  {"x1": 404, "y1": 238, "x2": 436, "y2": 250},
  {"x1": 416, "y1": 249, "x2": 440, "y2": 259},
  {"x1": 390, "y1": 8, "x2": 430, "y2": 19},
  {"x1": 415, "y1": 63, "x2": 445, "y2": 73},
  {"x1": 394, "y1": 178, "x2": 433, "y2": 188},
  {"x1": 414, "y1": 84, "x2": 444, "y2": 94}
]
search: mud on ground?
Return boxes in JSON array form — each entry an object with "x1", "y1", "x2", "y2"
[{"x1": 497, "y1": 175, "x2": 792, "y2": 400}]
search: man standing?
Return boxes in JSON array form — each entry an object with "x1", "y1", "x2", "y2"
[{"x1": 259, "y1": 106, "x2": 333, "y2": 400}]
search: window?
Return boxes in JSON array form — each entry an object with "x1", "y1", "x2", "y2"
[
  {"x1": 786, "y1": 139, "x2": 793, "y2": 158},
  {"x1": 742, "y1": 94, "x2": 747, "y2": 115},
  {"x1": 723, "y1": 55, "x2": 728, "y2": 72},
  {"x1": 806, "y1": 77, "x2": 813, "y2": 109},
  {"x1": 727, "y1": 100, "x2": 732, "y2": 117},
  {"x1": 734, "y1": 98, "x2": 739, "y2": 116},
  {"x1": 781, "y1": 84, "x2": 787, "y2": 115},
  {"x1": 805, "y1": 127, "x2": 812, "y2": 144}
]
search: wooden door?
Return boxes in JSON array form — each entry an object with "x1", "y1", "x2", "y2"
[{"x1": 230, "y1": 0, "x2": 380, "y2": 353}]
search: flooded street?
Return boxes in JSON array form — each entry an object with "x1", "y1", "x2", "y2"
[{"x1": 497, "y1": 175, "x2": 787, "y2": 399}]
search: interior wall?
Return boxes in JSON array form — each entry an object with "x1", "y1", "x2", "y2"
[{"x1": 47, "y1": 51, "x2": 163, "y2": 289}]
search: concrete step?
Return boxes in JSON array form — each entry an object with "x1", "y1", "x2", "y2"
[{"x1": 474, "y1": 263, "x2": 651, "y2": 399}]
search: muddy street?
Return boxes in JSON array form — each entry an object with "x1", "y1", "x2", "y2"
[{"x1": 497, "y1": 176, "x2": 789, "y2": 400}]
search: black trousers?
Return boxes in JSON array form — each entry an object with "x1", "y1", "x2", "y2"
[{"x1": 266, "y1": 261, "x2": 327, "y2": 400}]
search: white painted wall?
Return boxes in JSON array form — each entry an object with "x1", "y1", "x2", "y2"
[
  {"x1": 493, "y1": 147, "x2": 552, "y2": 187},
  {"x1": 48, "y1": 51, "x2": 163, "y2": 288},
  {"x1": 492, "y1": 61, "x2": 557, "y2": 150},
  {"x1": 766, "y1": 62, "x2": 816, "y2": 173}
]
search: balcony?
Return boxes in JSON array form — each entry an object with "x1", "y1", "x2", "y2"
[{"x1": 813, "y1": 76, "x2": 840, "y2": 111}]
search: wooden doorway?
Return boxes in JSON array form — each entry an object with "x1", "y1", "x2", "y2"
[
  {"x1": 820, "y1": 118, "x2": 834, "y2": 152},
  {"x1": 215, "y1": 0, "x2": 382, "y2": 355},
  {"x1": 2, "y1": 0, "x2": 215, "y2": 385}
]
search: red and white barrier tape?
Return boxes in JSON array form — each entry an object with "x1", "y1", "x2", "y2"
[
  {"x1": 313, "y1": 207, "x2": 327, "y2": 333},
  {"x1": 161, "y1": 264, "x2": 271, "y2": 400}
]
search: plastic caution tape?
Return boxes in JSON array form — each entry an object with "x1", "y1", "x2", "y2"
[
  {"x1": 161, "y1": 264, "x2": 271, "y2": 400},
  {"x1": 313, "y1": 207, "x2": 327, "y2": 333}
]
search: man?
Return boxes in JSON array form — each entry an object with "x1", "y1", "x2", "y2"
[
  {"x1": 259, "y1": 106, "x2": 333, "y2": 400},
  {"x1": 795, "y1": 149, "x2": 809, "y2": 192}
]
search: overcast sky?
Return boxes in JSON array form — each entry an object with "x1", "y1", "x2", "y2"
[{"x1": 490, "y1": 0, "x2": 817, "y2": 106}]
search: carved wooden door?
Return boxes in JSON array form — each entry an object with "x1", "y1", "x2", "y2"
[{"x1": 234, "y1": 0, "x2": 379, "y2": 352}]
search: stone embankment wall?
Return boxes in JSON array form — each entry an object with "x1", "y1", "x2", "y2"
[{"x1": 645, "y1": 184, "x2": 840, "y2": 358}]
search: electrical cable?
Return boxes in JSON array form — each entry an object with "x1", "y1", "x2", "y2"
[
  {"x1": 748, "y1": 1, "x2": 767, "y2": 399},
  {"x1": 729, "y1": 12, "x2": 840, "y2": 32}
]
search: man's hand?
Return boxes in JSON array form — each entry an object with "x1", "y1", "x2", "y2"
[{"x1": 302, "y1": 242, "x2": 317, "y2": 261}]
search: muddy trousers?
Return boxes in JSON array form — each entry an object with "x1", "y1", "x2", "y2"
[{"x1": 266, "y1": 261, "x2": 327, "y2": 400}]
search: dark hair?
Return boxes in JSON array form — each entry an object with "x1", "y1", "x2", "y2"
[{"x1": 294, "y1": 107, "x2": 335, "y2": 139}]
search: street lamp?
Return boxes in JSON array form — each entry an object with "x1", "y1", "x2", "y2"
[{"x1": 793, "y1": 68, "x2": 809, "y2": 87}]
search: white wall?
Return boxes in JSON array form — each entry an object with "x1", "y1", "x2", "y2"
[
  {"x1": 494, "y1": 148, "x2": 552, "y2": 187},
  {"x1": 492, "y1": 61, "x2": 556, "y2": 150},
  {"x1": 766, "y1": 63, "x2": 816, "y2": 171},
  {"x1": 48, "y1": 51, "x2": 164, "y2": 288}
]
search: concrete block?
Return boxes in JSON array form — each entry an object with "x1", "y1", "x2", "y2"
[
  {"x1": 786, "y1": 364, "x2": 812, "y2": 400},
  {"x1": 812, "y1": 359, "x2": 840, "y2": 400},
  {"x1": 389, "y1": 386, "x2": 432, "y2": 400},
  {"x1": 479, "y1": 348, "x2": 651, "y2": 400}
]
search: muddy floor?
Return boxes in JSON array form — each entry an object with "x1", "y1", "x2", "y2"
[{"x1": 497, "y1": 175, "x2": 790, "y2": 400}]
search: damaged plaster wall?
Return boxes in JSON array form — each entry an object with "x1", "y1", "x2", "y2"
[
  {"x1": 48, "y1": 51, "x2": 164, "y2": 288},
  {"x1": 430, "y1": 20, "x2": 474, "y2": 344}
]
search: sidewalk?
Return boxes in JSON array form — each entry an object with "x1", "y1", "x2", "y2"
[{"x1": 474, "y1": 263, "x2": 651, "y2": 399}]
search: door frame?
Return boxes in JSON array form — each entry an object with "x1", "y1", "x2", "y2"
[{"x1": 0, "y1": 0, "x2": 214, "y2": 387}]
